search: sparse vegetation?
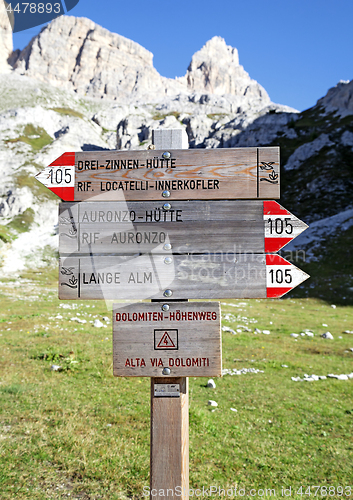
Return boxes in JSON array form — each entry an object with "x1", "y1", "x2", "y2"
[
  {"x1": 5, "y1": 124, "x2": 53, "y2": 151},
  {"x1": 0, "y1": 224, "x2": 14, "y2": 243},
  {"x1": 51, "y1": 107, "x2": 84, "y2": 119},
  {"x1": 207, "y1": 113, "x2": 228, "y2": 120},
  {"x1": 152, "y1": 111, "x2": 181, "y2": 121},
  {"x1": 7, "y1": 208, "x2": 35, "y2": 234}
]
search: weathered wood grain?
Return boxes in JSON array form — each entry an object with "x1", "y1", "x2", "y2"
[
  {"x1": 58, "y1": 200, "x2": 307, "y2": 255},
  {"x1": 44, "y1": 147, "x2": 279, "y2": 201},
  {"x1": 113, "y1": 302, "x2": 221, "y2": 377},
  {"x1": 149, "y1": 128, "x2": 189, "y2": 500},
  {"x1": 59, "y1": 200, "x2": 265, "y2": 254},
  {"x1": 150, "y1": 377, "x2": 189, "y2": 498},
  {"x1": 59, "y1": 253, "x2": 309, "y2": 300},
  {"x1": 59, "y1": 253, "x2": 267, "y2": 300}
]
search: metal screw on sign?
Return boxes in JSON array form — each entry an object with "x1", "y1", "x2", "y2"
[
  {"x1": 161, "y1": 304, "x2": 170, "y2": 312},
  {"x1": 163, "y1": 243, "x2": 172, "y2": 251},
  {"x1": 163, "y1": 203, "x2": 172, "y2": 211},
  {"x1": 162, "y1": 190, "x2": 170, "y2": 198},
  {"x1": 162, "y1": 152, "x2": 171, "y2": 159},
  {"x1": 162, "y1": 367, "x2": 171, "y2": 375},
  {"x1": 163, "y1": 289, "x2": 173, "y2": 297},
  {"x1": 164, "y1": 257, "x2": 173, "y2": 265}
]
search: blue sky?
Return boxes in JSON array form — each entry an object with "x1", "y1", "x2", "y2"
[{"x1": 12, "y1": 0, "x2": 353, "y2": 112}]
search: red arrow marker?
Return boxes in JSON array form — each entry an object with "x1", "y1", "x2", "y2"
[
  {"x1": 263, "y1": 201, "x2": 308, "y2": 252},
  {"x1": 266, "y1": 254, "x2": 309, "y2": 298},
  {"x1": 35, "y1": 153, "x2": 75, "y2": 201}
]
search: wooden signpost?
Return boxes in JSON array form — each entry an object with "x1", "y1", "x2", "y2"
[
  {"x1": 36, "y1": 129, "x2": 309, "y2": 500},
  {"x1": 35, "y1": 147, "x2": 280, "y2": 201},
  {"x1": 59, "y1": 253, "x2": 308, "y2": 300},
  {"x1": 113, "y1": 302, "x2": 221, "y2": 377},
  {"x1": 59, "y1": 200, "x2": 308, "y2": 254}
]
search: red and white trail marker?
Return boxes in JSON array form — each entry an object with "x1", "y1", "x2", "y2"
[
  {"x1": 35, "y1": 153, "x2": 75, "y2": 201},
  {"x1": 263, "y1": 201, "x2": 308, "y2": 252},
  {"x1": 266, "y1": 254, "x2": 309, "y2": 298}
]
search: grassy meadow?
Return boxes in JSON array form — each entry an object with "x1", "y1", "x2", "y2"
[{"x1": 0, "y1": 272, "x2": 353, "y2": 499}]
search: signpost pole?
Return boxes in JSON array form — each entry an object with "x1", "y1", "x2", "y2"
[
  {"x1": 36, "y1": 123, "x2": 310, "y2": 499},
  {"x1": 150, "y1": 129, "x2": 189, "y2": 500}
]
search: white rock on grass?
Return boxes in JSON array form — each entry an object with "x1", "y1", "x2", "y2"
[
  {"x1": 208, "y1": 400, "x2": 218, "y2": 407},
  {"x1": 207, "y1": 379, "x2": 216, "y2": 389},
  {"x1": 50, "y1": 365, "x2": 62, "y2": 371},
  {"x1": 222, "y1": 367, "x2": 264, "y2": 376},
  {"x1": 93, "y1": 319, "x2": 104, "y2": 328},
  {"x1": 292, "y1": 374, "x2": 328, "y2": 382},
  {"x1": 230, "y1": 408, "x2": 238, "y2": 412},
  {"x1": 222, "y1": 326, "x2": 237, "y2": 335},
  {"x1": 70, "y1": 317, "x2": 87, "y2": 324},
  {"x1": 290, "y1": 333, "x2": 299, "y2": 338},
  {"x1": 305, "y1": 375, "x2": 320, "y2": 381},
  {"x1": 321, "y1": 332, "x2": 334, "y2": 339},
  {"x1": 327, "y1": 374, "x2": 349, "y2": 380},
  {"x1": 262, "y1": 330, "x2": 271, "y2": 335}
]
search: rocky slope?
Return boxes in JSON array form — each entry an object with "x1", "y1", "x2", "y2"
[
  {"x1": 0, "y1": 0, "x2": 13, "y2": 73},
  {"x1": 0, "y1": 16, "x2": 352, "y2": 304}
]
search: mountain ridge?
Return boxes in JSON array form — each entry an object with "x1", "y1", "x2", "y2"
[{"x1": 0, "y1": 15, "x2": 352, "y2": 304}]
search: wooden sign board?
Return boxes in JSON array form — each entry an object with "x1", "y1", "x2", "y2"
[
  {"x1": 59, "y1": 254, "x2": 309, "y2": 300},
  {"x1": 113, "y1": 302, "x2": 221, "y2": 377},
  {"x1": 35, "y1": 147, "x2": 280, "y2": 201},
  {"x1": 59, "y1": 200, "x2": 307, "y2": 254}
]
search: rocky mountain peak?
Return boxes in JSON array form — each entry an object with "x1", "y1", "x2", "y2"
[
  {"x1": 7, "y1": 16, "x2": 271, "y2": 107},
  {"x1": 317, "y1": 79, "x2": 353, "y2": 116},
  {"x1": 184, "y1": 35, "x2": 269, "y2": 102},
  {"x1": 11, "y1": 15, "x2": 165, "y2": 98},
  {"x1": 191, "y1": 36, "x2": 239, "y2": 66}
]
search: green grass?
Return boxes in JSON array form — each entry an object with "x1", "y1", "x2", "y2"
[
  {"x1": 207, "y1": 113, "x2": 227, "y2": 121},
  {"x1": 0, "y1": 225, "x2": 15, "y2": 244},
  {"x1": 0, "y1": 276, "x2": 352, "y2": 499},
  {"x1": 5, "y1": 124, "x2": 53, "y2": 152},
  {"x1": 0, "y1": 208, "x2": 36, "y2": 244},
  {"x1": 152, "y1": 111, "x2": 181, "y2": 121},
  {"x1": 51, "y1": 107, "x2": 84, "y2": 119}
]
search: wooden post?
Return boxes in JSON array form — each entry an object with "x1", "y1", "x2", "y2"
[
  {"x1": 150, "y1": 128, "x2": 189, "y2": 500},
  {"x1": 150, "y1": 377, "x2": 189, "y2": 498}
]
